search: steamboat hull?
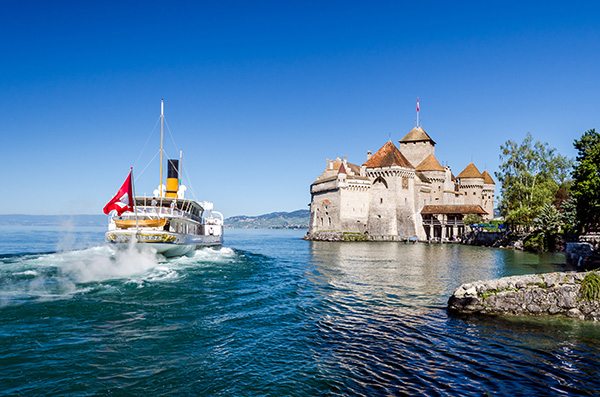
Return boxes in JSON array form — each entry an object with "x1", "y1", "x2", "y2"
[{"x1": 106, "y1": 230, "x2": 222, "y2": 257}]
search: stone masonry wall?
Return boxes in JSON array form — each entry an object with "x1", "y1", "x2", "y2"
[
  {"x1": 448, "y1": 272, "x2": 600, "y2": 321},
  {"x1": 399, "y1": 141, "x2": 434, "y2": 168}
]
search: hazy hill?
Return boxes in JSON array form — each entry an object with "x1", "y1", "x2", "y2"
[
  {"x1": 225, "y1": 210, "x2": 309, "y2": 229},
  {"x1": 0, "y1": 211, "x2": 311, "y2": 230},
  {"x1": 0, "y1": 214, "x2": 105, "y2": 226}
]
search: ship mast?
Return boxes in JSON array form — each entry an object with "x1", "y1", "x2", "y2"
[{"x1": 159, "y1": 99, "x2": 165, "y2": 198}]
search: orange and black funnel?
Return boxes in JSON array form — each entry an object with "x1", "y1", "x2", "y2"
[{"x1": 166, "y1": 159, "x2": 179, "y2": 198}]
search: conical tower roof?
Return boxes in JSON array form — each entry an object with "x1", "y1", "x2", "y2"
[
  {"x1": 457, "y1": 162, "x2": 483, "y2": 179},
  {"x1": 399, "y1": 126, "x2": 436, "y2": 145},
  {"x1": 416, "y1": 154, "x2": 445, "y2": 172},
  {"x1": 364, "y1": 141, "x2": 414, "y2": 168},
  {"x1": 482, "y1": 170, "x2": 495, "y2": 184}
]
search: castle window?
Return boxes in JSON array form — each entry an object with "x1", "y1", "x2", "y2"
[
  {"x1": 380, "y1": 198, "x2": 383, "y2": 204},
  {"x1": 404, "y1": 197, "x2": 407, "y2": 205},
  {"x1": 402, "y1": 177, "x2": 408, "y2": 189},
  {"x1": 328, "y1": 217, "x2": 332, "y2": 226},
  {"x1": 373, "y1": 176, "x2": 388, "y2": 188}
]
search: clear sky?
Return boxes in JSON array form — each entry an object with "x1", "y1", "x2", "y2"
[{"x1": 1, "y1": 1, "x2": 599, "y2": 216}]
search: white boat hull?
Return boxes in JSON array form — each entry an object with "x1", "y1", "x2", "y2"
[{"x1": 106, "y1": 229, "x2": 222, "y2": 257}]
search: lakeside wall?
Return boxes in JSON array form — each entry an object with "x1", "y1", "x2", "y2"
[{"x1": 448, "y1": 271, "x2": 600, "y2": 321}]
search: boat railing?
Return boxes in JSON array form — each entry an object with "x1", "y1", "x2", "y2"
[
  {"x1": 204, "y1": 210, "x2": 224, "y2": 225},
  {"x1": 113, "y1": 206, "x2": 202, "y2": 223}
]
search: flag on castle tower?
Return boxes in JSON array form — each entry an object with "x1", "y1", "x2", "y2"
[{"x1": 416, "y1": 98, "x2": 420, "y2": 112}]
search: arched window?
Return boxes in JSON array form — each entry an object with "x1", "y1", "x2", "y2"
[{"x1": 373, "y1": 176, "x2": 388, "y2": 188}]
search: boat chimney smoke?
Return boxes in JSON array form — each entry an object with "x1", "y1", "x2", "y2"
[{"x1": 166, "y1": 159, "x2": 179, "y2": 198}]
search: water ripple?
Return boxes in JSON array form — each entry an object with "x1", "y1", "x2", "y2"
[{"x1": 0, "y1": 231, "x2": 598, "y2": 396}]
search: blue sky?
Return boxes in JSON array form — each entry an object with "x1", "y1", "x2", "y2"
[{"x1": 1, "y1": 1, "x2": 599, "y2": 216}]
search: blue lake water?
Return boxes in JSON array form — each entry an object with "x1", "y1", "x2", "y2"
[{"x1": 0, "y1": 223, "x2": 599, "y2": 396}]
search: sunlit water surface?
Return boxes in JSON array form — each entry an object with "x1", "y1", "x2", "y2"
[{"x1": 1, "y1": 225, "x2": 599, "y2": 396}]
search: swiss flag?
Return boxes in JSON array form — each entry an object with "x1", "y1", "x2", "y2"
[{"x1": 103, "y1": 170, "x2": 134, "y2": 215}]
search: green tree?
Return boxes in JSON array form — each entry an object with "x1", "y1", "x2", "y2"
[
  {"x1": 495, "y1": 133, "x2": 572, "y2": 231},
  {"x1": 571, "y1": 129, "x2": 600, "y2": 233},
  {"x1": 463, "y1": 214, "x2": 483, "y2": 230},
  {"x1": 560, "y1": 196, "x2": 578, "y2": 236},
  {"x1": 532, "y1": 202, "x2": 562, "y2": 251}
]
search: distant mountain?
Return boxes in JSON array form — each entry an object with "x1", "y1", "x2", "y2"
[
  {"x1": 225, "y1": 210, "x2": 310, "y2": 229},
  {"x1": 0, "y1": 214, "x2": 105, "y2": 227},
  {"x1": 0, "y1": 211, "x2": 311, "y2": 230}
]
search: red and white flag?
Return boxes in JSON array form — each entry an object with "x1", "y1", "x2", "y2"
[{"x1": 103, "y1": 170, "x2": 134, "y2": 215}]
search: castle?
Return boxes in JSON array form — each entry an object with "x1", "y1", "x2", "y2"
[{"x1": 307, "y1": 124, "x2": 495, "y2": 241}]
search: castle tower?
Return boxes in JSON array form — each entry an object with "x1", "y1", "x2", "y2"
[
  {"x1": 481, "y1": 171, "x2": 496, "y2": 220},
  {"x1": 457, "y1": 162, "x2": 485, "y2": 208},
  {"x1": 363, "y1": 141, "x2": 418, "y2": 238},
  {"x1": 398, "y1": 126, "x2": 436, "y2": 167},
  {"x1": 415, "y1": 153, "x2": 446, "y2": 204}
]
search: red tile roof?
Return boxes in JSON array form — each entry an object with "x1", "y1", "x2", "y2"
[
  {"x1": 332, "y1": 159, "x2": 360, "y2": 175},
  {"x1": 457, "y1": 162, "x2": 483, "y2": 179},
  {"x1": 363, "y1": 141, "x2": 414, "y2": 168},
  {"x1": 416, "y1": 154, "x2": 445, "y2": 172},
  {"x1": 399, "y1": 126, "x2": 436, "y2": 144},
  {"x1": 482, "y1": 170, "x2": 495, "y2": 184}
]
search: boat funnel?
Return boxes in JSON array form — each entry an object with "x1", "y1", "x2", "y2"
[{"x1": 166, "y1": 159, "x2": 179, "y2": 198}]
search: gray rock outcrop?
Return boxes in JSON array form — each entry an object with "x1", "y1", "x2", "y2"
[{"x1": 448, "y1": 272, "x2": 600, "y2": 321}]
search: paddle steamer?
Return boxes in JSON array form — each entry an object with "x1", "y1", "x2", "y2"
[{"x1": 104, "y1": 100, "x2": 223, "y2": 256}]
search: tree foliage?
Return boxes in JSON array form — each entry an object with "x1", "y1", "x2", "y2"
[
  {"x1": 560, "y1": 196, "x2": 578, "y2": 236},
  {"x1": 571, "y1": 129, "x2": 600, "y2": 233},
  {"x1": 463, "y1": 214, "x2": 483, "y2": 226},
  {"x1": 532, "y1": 202, "x2": 562, "y2": 251},
  {"x1": 495, "y1": 133, "x2": 572, "y2": 230}
]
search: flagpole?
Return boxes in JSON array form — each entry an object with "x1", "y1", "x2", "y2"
[
  {"x1": 416, "y1": 97, "x2": 420, "y2": 127},
  {"x1": 131, "y1": 167, "x2": 139, "y2": 232},
  {"x1": 159, "y1": 99, "x2": 165, "y2": 214}
]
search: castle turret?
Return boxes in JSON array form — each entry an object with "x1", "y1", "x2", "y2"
[
  {"x1": 457, "y1": 162, "x2": 485, "y2": 210},
  {"x1": 398, "y1": 126, "x2": 436, "y2": 167},
  {"x1": 415, "y1": 154, "x2": 445, "y2": 203},
  {"x1": 481, "y1": 170, "x2": 496, "y2": 220}
]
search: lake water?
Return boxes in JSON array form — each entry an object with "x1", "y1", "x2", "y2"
[{"x1": 1, "y1": 224, "x2": 599, "y2": 396}]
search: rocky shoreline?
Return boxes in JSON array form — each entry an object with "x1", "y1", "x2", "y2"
[{"x1": 448, "y1": 271, "x2": 600, "y2": 321}]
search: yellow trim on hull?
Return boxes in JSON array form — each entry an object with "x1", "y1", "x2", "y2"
[{"x1": 114, "y1": 218, "x2": 167, "y2": 229}]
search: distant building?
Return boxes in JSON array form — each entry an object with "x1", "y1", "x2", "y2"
[{"x1": 307, "y1": 124, "x2": 495, "y2": 241}]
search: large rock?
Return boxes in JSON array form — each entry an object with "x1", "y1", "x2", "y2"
[{"x1": 448, "y1": 271, "x2": 600, "y2": 321}]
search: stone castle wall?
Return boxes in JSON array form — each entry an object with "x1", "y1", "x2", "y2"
[
  {"x1": 339, "y1": 186, "x2": 369, "y2": 232},
  {"x1": 399, "y1": 141, "x2": 434, "y2": 167},
  {"x1": 308, "y1": 128, "x2": 495, "y2": 241}
]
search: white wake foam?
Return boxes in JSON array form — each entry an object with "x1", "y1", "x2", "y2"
[
  {"x1": 0, "y1": 244, "x2": 237, "y2": 306},
  {"x1": 52, "y1": 243, "x2": 160, "y2": 283}
]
